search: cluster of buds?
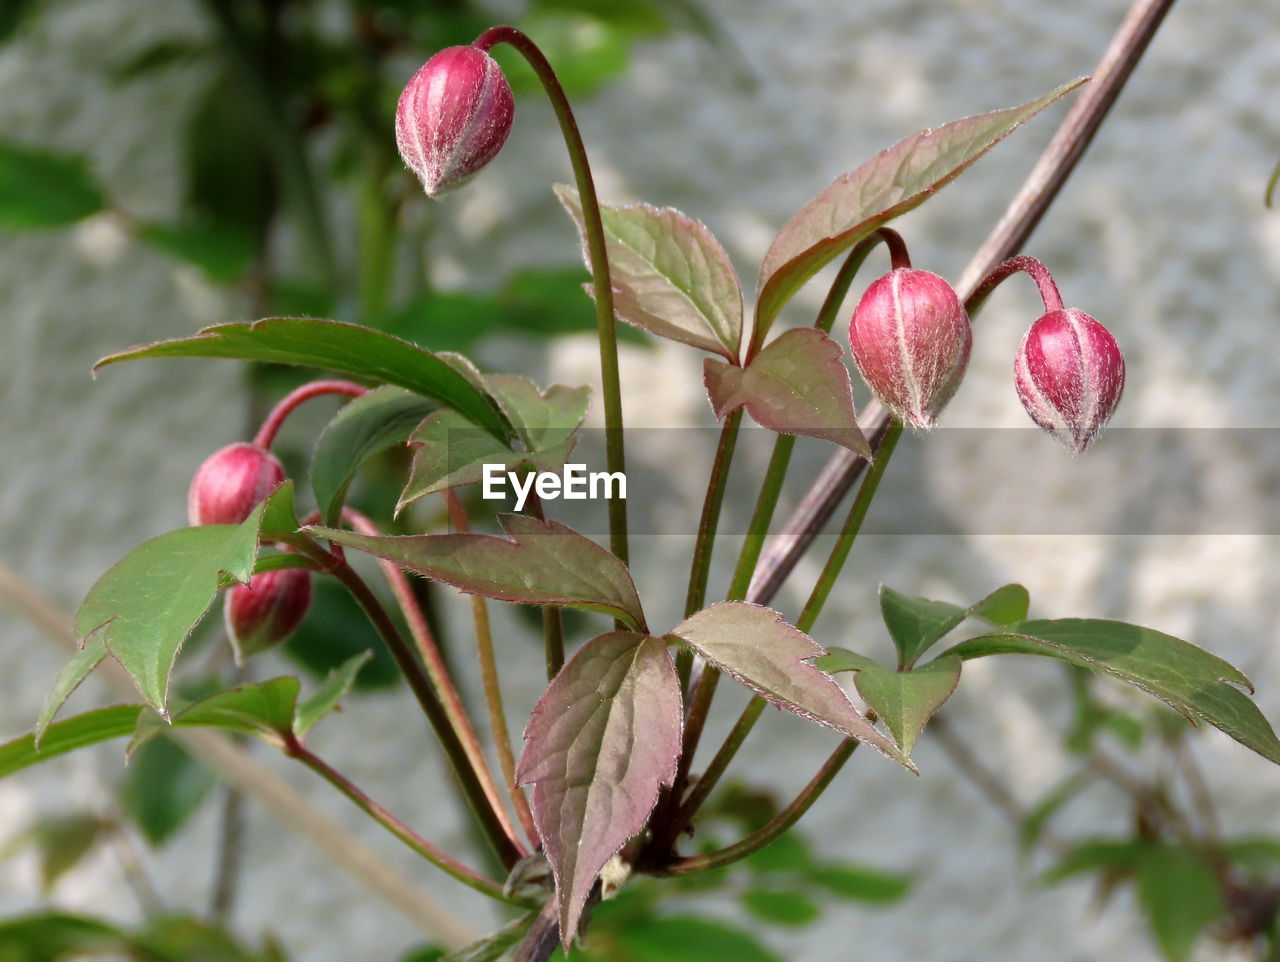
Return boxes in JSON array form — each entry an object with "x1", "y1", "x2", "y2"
[
  {"x1": 189, "y1": 442, "x2": 309, "y2": 658},
  {"x1": 847, "y1": 249, "x2": 1123, "y2": 453}
]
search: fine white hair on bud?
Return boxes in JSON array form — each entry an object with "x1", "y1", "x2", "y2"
[
  {"x1": 1014, "y1": 308, "x2": 1125, "y2": 453},
  {"x1": 848, "y1": 268, "x2": 972, "y2": 429},
  {"x1": 225, "y1": 568, "x2": 313, "y2": 662},
  {"x1": 188, "y1": 442, "x2": 285, "y2": 527},
  {"x1": 395, "y1": 45, "x2": 515, "y2": 197}
]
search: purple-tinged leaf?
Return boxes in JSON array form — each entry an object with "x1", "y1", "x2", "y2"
[
  {"x1": 557, "y1": 185, "x2": 743, "y2": 361},
  {"x1": 704, "y1": 328, "x2": 871, "y2": 458},
  {"x1": 667, "y1": 603, "x2": 907, "y2": 766},
  {"x1": 309, "y1": 515, "x2": 646, "y2": 631},
  {"x1": 399, "y1": 375, "x2": 589, "y2": 509},
  {"x1": 517, "y1": 632, "x2": 681, "y2": 946},
  {"x1": 755, "y1": 80, "x2": 1085, "y2": 334}
]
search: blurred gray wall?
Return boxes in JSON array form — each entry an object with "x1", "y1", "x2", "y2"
[{"x1": 2, "y1": 1, "x2": 1278, "y2": 960}]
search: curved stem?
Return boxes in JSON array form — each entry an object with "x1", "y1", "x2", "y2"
[
  {"x1": 254, "y1": 380, "x2": 368, "y2": 449},
  {"x1": 290, "y1": 535, "x2": 523, "y2": 868},
  {"x1": 283, "y1": 734, "x2": 513, "y2": 902},
  {"x1": 444, "y1": 491, "x2": 537, "y2": 845},
  {"x1": 967, "y1": 254, "x2": 1064, "y2": 316},
  {"x1": 659, "y1": 737, "x2": 859, "y2": 876},
  {"x1": 476, "y1": 26, "x2": 628, "y2": 566},
  {"x1": 341, "y1": 508, "x2": 524, "y2": 854},
  {"x1": 520, "y1": 493, "x2": 567, "y2": 678}
]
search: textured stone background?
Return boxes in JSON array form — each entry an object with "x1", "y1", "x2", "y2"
[{"x1": 2, "y1": 0, "x2": 1278, "y2": 960}]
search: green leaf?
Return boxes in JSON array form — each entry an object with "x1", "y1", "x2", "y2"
[
  {"x1": 0, "y1": 706, "x2": 144, "y2": 779},
  {"x1": 121, "y1": 736, "x2": 217, "y2": 846},
  {"x1": 73, "y1": 497, "x2": 272, "y2": 717},
  {"x1": 1017, "y1": 771, "x2": 1091, "y2": 856},
  {"x1": 400, "y1": 376, "x2": 589, "y2": 509},
  {"x1": 667, "y1": 602, "x2": 907, "y2": 767},
  {"x1": 849, "y1": 656, "x2": 961, "y2": 757},
  {"x1": 311, "y1": 515, "x2": 646, "y2": 631},
  {"x1": 94, "y1": 319, "x2": 514, "y2": 443},
  {"x1": 613, "y1": 916, "x2": 781, "y2": 962},
  {"x1": 311, "y1": 386, "x2": 435, "y2": 525},
  {"x1": 703, "y1": 328, "x2": 871, "y2": 457},
  {"x1": 129, "y1": 677, "x2": 301, "y2": 756},
  {"x1": 945, "y1": 619, "x2": 1280, "y2": 764},
  {"x1": 755, "y1": 80, "x2": 1084, "y2": 335},
  {"x1": 744, "y1": 833, "x2": 812, "y2": 873},
  {"x1": 970, "y1": 584, "x2": 1030, "y2": 626},
  {"x1": 809, "y1": 864, "x2": 912, "y2": 903},
  {"x1": 0, "y1": 140, "x2": 106, "y2": 229},
  {"x1": 259, "y1": 480, "x2": 298, "y2": 536},
  {"x1": 879, "y1": 585, "x2": 967, "y2": 668},
  {"x1": 132, "y1": 915, "x2": 290, "y2": 962},
  {"x1": 4, "y1": 814, "x2": 111, "y2": 893},
  {"x1": 1136, "y1": 845, "x2": 1223, "y2": 962},
  {"x1": 36, "y1": 635, "x2": 108, "y2": 745},
  {"x1": 740, "y1": 888, "x2": 820, "y2": 926},
  {"x1": 295, "y1": 652, "x2": 372, "y2": 736},
  {"x1": 135, "y1": 219, "x2": 255, "y2": 283},
  {"x1": 283, "y1": 579, "x2": 399, "y2": 690},
  {"x1": 439, "y1": 912, "x2": 536, "y2": 962},
  {"x1": 517, "y1": 632, "x2": 681, "y2": 944},
  {"x1": 879, "y1": 583, "x2": 1030, "y2": 668},
  {"x1": 0, "y1": 912, "x2": 125, "y2": 958},
  {"x1": 556, "y1": 185, "x2": 742, "y2": 360},
  {"x1": 1042, "y1": 838, "x2": 1148, "y2": 885}
]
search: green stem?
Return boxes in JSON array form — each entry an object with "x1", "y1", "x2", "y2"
[
  {"x1": 522, "y1": 494, "x2": 566, "y2": 678},
  {"x1": 476, "y1": 26, "x2": 628, "y2": 566},
  {"x1": 284, "y1": 734, "x2": 513, "y2": 902},
  {"x1": 796, "y1": 419, "x2": 903, "y2": 634},
  {"x1": 296, "y1": 539, "x2": 523, "y2": 868},
  {"x1": 659, "y1": 737, "x2": 859, "y2": 876},
  {"x1": 684, "y1": 410, "x2": 744, "y2": 619}
]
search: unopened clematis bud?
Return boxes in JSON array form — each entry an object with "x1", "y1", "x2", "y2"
[
  {"x1": 188, "y1": 442, "x2": 285, "y2": 527},
  {"x1": 395, "y1": 45, "x2": 514, "y2": 197},
  {"x1": 225, "y1": 568, "x2": 312, "y2": 660},
  {"x1": 1014, "y1": 308, "x2": 1125, "y2": 453},
  {"x1": 849, "y1": 268, "x2": 972, "y2": 428}
]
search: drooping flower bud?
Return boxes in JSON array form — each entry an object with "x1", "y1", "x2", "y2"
[
  {"x1": 849, "y1": 268, "x2": 972, "y2": 428},
  {"x1": 395, "y1": 45, "x2": 515, "y2": 197},
  {"x1": 225, "y1": 568, "x2": 312, "y2": 660},
  {"x1": 188, "y1": 442, "x2": 285, "y2": 527},
  {"x1": 1014, "y1": 308, "x2": 1125, "y2": 453}
]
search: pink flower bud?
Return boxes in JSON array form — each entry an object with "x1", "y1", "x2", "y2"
[
  {"x1": 225, "y1": 568, "x2": 312, "y2": 660},
  {"x1": 1014, "y1": 308, "x2": 1125, "y2": 453},
  {"x1": 188, "y1": 442, "x2": 285, "y2": 527},
  {"x1": 395, "y1": 45, "x2": 514, "y2": 197},
  {"x1": 849, "y1": 268, "x2": 971, "y2": 428}
]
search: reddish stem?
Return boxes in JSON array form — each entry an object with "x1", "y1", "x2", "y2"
[
  {"x1": 970, "y1": 254, "x2": 1065, "y2": 314},
  {"x1": 253, "y1": 380, "x2": 368, "y2": 449}
]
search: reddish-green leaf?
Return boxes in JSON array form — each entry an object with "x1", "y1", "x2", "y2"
[
  {"x1": 755, "y1": 80, "x2": 1085, "y2": 334},
  {"x1": 946, "y1": 619, "x2": 1280, "y2": 764},
  {"x1": 74, "y1": 495, "x2": 276, "y2": 718},
  {"x1": 516, "y1": 632, "x2": 681, "y2": 945},
  {"x1": 400, "y1": 375, "x2": 589, "y2": 509},
  {"x1": 667, "y1": 603, "x2": 906, "y2": 766},
  {"x1": 93, "y1": 318, "x2": 513, "y2": 442},
  {"x1": 557, "y1": 185, "x2": 743, "y2": 360},
  {"x1": 310, "y1": 515, "x2": 646, "y2": 630},
  {"x1": 704, "y1": 328, "x2": 871, "y2": 458}
]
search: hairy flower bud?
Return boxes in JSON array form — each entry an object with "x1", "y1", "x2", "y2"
[
  {"x1": 395, "y1": 45, "x2": 514, "y2": 197},
  {"x1": 849, "y1": 268, "x2": 972, "y2": 428},
  {"x1": 225, "y1": 568, "x2": 312, "y2": 660},
  {"x1": 188, "y1": 442, "x2": 285, "y2": 527},
  {"x1": 1014, "y1": 308, "x2": 1125, "y2": 453}
]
